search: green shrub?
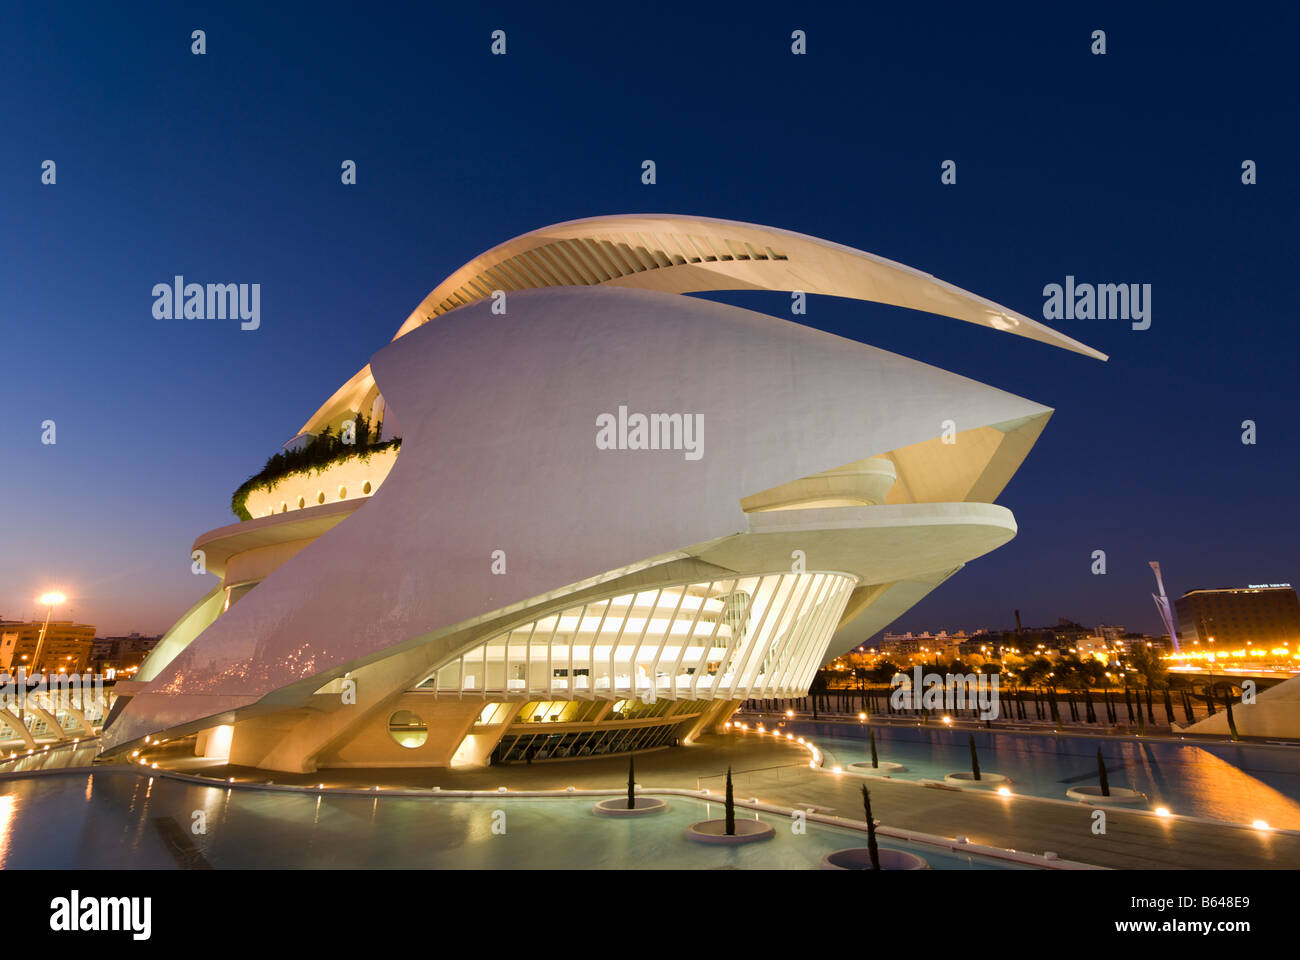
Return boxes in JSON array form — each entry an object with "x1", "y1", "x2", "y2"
[{"x1": 230, "y1": 430, "x2": 401, "y2": 521}]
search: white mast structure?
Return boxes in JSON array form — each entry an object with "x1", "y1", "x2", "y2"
[{"x1": 1149, "y1": 562, "x2": 1181, "y2": 652}]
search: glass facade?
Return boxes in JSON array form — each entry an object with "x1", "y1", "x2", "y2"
[
  {"x1": 492, "y1": 718, "x2": 690, "y2": 764},
  {"x1": 416, "y1": 572, "x2": 856, "y2": 701}
]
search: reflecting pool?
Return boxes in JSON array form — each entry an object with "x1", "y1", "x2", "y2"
[
  {"x1": 784, "y1": 721, "x2": 1300, "y2": 829},
  {"x1": 0, "y1": 771, "x2": 1031, "y2": 870}
]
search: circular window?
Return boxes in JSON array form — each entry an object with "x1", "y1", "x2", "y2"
[
  {"x1": 388, "y1": 710, "x2": 427, "y2": 749},
  {"x1": 338, "y1": 485, "x2": 347, "y2": 499},
  {"x1": 317, "y1": 491, "x2": 326, "y2": 505},
  {"x1": 297, "y1": 496, "x2": 306, "y2": 509},
  {"x1": 362, "y1": 481, "x2": 372, "y2": 495}
]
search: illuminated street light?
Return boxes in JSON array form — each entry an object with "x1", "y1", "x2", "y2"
[
  {"x1": 30, "y1": 591, "x2": 66, "y2": 678},
  {"x1": 20, "y1": 590, "x2": 66, "y2": 725}
]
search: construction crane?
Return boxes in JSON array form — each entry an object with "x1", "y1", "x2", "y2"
[{"x1": 1149, "y1": 562, "x2": 1182, "y2": 652}]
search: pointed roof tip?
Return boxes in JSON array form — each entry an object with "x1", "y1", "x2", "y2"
[{"x1": 400, "y1": 213, "x2": 1108, "y2": 361}]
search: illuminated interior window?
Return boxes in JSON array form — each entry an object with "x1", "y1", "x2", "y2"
[
  {"x1": 475, "y1": 702, "x2": 513, "y2": 726},
  {"x1": 387, "y1": 710, "x2": 427, "y2": 748}
]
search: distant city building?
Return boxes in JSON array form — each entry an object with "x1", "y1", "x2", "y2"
[
  {"x1": 1074, "y1": 635, "x2": 1114, "y2": 658},
  {"x1": 878, "y1": 632, "x2": 922, "y2": 658},
  {"x1": 90, "y1": 634, "x2": 161, "y2": 676},
  {"x1": 877, "y1": 631, "x2": 989, "y2": 660},
  {"x1": 957, "y1": 636, "x2": 998, "y2": 658},
  {"x1": 875, "y1": 622, "x2": 1154, "y2": 663},
  {"x1": 978, "y1": 618, "x2": 1092, "y2": 657},
  {"x1": 0, "y1": 619, "x2": 96, "y2": 674},
  {"x1": 1175, "y1": 585, "x2": 1300, "y2": 648},
  {"x1": 1104, "y1": 631, "x2": 1166, "y2": 654},
  {"x1": 1140, "y1": 633, "x2": 1173, "y2": 653}
]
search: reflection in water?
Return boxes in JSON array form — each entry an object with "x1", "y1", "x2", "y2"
[
  {"x1": 0, "y1": 795, "x2": 16, "y2": 869},
  {"x1": 0, "y1": 741, "x2": 99, "y2": 775},
  {"x1": 793, "y1": 722, "x2": 1300, "y2": 829},
  {"x1": 1131, "y1": 743, "x2": 1300, "y2": 829}
]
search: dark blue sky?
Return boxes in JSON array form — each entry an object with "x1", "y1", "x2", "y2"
[{"x1": 2, "y1": 3, "x2": 1295, "y2": 637}]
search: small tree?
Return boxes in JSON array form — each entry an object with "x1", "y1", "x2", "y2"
[
  {"x1": 1126, "y1": 644, "x2": 1169, "y2": 690},
  {"x1": 1097, "y1": 748, "x2": 1110, "y2": 797},
  {"x1": 968, "y1": 735, "x2": 981, "y2": 781},
  {"x1": 724, "y1": 766, "x2": 735, "y2": 836},
  {"x1": 869, "y1": 728, "x2": 879, "y2": 769},
  {"x1": 861, "y1": 784, "x2": 881, "y2": 870},
  {"x1": 627, "y1": 754, "x2": 636, "y2": 809}
]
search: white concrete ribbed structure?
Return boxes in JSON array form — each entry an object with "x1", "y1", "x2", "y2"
[
  {"x1": 101, "y1": 215, "x2": 1102, "y2": 773},
  {"x1": 420, "y1": 572, "x2": 858, "y2": 702}
]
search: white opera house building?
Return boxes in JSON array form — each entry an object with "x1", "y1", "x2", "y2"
[{"x1": 100, "y1": 215, "x2": 1104, "y2": 773}]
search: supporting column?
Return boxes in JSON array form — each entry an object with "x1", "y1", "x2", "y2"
[
  {"x1": 0, "y1": 706, "x2": 37, "y2": 749},
  {"x1": 681, "y1": 699, "x2": 742, "y2": 744}
]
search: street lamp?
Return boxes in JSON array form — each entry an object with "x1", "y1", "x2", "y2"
[
  {"x1": 30, "y1": 592, "x2": 66, "y2": 679},
  {"x1": 17, "y1": 591, "x2": 63, "y2": 726}
]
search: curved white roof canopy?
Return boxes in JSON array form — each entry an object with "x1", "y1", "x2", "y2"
[{"x1": 299, "y1": 214, "x2": 1104, "y2": 435}]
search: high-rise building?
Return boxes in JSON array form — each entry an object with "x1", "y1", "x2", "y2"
[{"x1": 1175, "y1": 585, "x2": 1300, "y2": 647}]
